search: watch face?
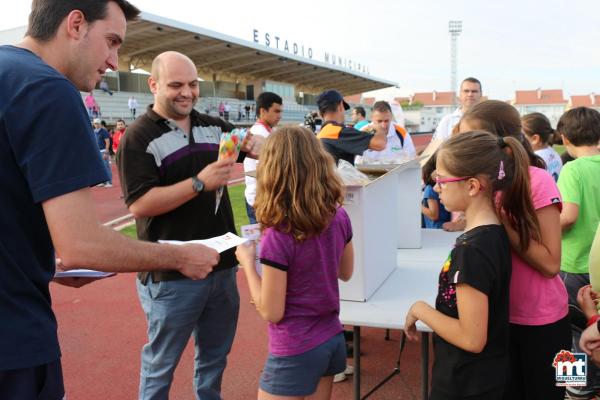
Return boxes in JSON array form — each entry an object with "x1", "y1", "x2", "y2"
[{"x1": 193, "y1": 177, "x2": 204, "y2": 193}]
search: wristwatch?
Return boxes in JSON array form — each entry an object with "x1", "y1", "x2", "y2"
[{"x1": 191, "y1": 176, "x2": 205, "y2": 193}]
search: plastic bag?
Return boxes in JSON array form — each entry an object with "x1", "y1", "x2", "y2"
[{"x1": 336, "y1": 159, "x2": 371, "y2": 186}]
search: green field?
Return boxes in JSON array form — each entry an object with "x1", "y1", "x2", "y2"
[{"x1": 119, "y1": 184, "x2": 249, "y2": 239}]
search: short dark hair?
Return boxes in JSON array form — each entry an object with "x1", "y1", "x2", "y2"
[
  {"x1": 372, "y1": 101, "x2": 392, "y2": 114},
  {"x1": 353, "y1": 106, "x2": 366, "y2": 118},
  {"x1": 318, "y1": 102, "x2": 339, "y2": 115},
  {"x1": 256, "y1": 92, "x2": 283, "y2": 117},
  {"x1": 116, "y1": 118, "x2": 126, "y2": 124},
  {"x1": 461, "y1": 77, "x2": 482, "y2": 93},
  {"x1": 557, "y1": 107, "x2": 600, "y2": 147},
  {"x1": 26, "y1": 0, "x2": 140, "y2": 42}
]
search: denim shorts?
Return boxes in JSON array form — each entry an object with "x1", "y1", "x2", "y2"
[{"x1": 260, "y1": 332, "x2": 346, "y2": 396}]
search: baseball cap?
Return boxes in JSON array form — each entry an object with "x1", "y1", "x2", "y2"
[
  {"x1": 93, "y1": 118, "x2": 102, "y2": 124},
  {"x1": 316, "y1": 89, "x2": 350, "y2": 111}
]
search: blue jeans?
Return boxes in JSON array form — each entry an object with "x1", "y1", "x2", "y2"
[
  {"x1": 101, "y1": 152, "x2": 112, "y2": 184},
  {"x1": 136, "y1": 268, "x2": 240, "y2": 400},
  {"x1": 245, "y1": 201, "x2": 257, "y2": 225}
]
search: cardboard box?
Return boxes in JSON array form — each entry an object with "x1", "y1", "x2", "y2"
[
  {"x1": 357, "y1": 160, "x2": 422, "y2": 249},
  {"x1": 341, "y1": 159, "x2": 421, "y2": 301}
]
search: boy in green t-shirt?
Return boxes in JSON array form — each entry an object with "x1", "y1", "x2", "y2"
[
  {"x1": 558, "y1": 107, "x2": 600, "y2": 277},
  {"x1": 557, "y1": 106, "x2": 600, "y2": 398}
]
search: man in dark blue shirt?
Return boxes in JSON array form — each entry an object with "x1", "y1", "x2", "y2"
[
  {"x1": 0, "y1": 1, "x2": 223, "y2": 398},
  {"x1": 93, "y1": 118, "x2": 113, "y2": 187}
]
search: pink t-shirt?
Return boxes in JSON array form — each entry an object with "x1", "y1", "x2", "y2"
[{"x1": 509, "y1": 166, "x2": 569, "y2": 325}]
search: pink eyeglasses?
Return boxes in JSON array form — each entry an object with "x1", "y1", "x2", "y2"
[{"x1": 431, "y1": 171, "x2": 471, "y2": 188}]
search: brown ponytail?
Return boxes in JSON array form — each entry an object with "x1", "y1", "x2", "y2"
[
  {"x1": 439, "y1": 131, "x2": 541, "y2": 250},
  {"x1": 499, "y1": 136, "x2": 541, "y2": 250}
]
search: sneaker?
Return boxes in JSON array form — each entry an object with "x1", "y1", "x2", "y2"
[
  {"x1": 104, "y1": 183, "x2": 113, "y2": 188},
  {"x1": 95, "y1": 183, "x2": 105, "y2": 187},
  {"x1": 333, "y1": 372, "x2": 346, "y2": 383},
  {"x1": 344, "y1": 365, "x2": 354, "y2": 375}
]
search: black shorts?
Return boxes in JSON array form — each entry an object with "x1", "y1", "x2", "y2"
[{"x1": 0, "y1": 359, "x2": 64, "y2": 400}]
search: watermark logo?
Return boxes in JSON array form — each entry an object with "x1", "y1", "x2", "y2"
[{"x1": 553, "y1": 350, "x2": 587, "y2": 387}]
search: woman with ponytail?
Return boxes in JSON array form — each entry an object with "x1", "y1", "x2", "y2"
[
  {"x1": 404, "y1": 130, "x2": 536, "y2": 399},
  {"x1": 455, "y1": 100, "x2": 569, "y2": 400}
]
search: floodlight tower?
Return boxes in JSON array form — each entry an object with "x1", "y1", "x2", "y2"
[{"x1": 449, "y1": 20, "x2": 462, "y2": 106}]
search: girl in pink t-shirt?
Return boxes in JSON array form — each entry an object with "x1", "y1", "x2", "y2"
[
  {"x1": 456, "y1": 100, "x2": 569, "y2": 400},
  {"x1": 236, "y1": 126, "x2": 354, "y2": 400}
]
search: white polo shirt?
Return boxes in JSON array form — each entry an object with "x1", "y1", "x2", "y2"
[
  {"x1": 433, "y1": 108, "x2": 462, "y2": 142},
  {"x1": 243, "y1": 121, "x2": 271, "y2": 206},
  {"x1": 357, "y1": 124, "x2": 416, "y2": 164}
]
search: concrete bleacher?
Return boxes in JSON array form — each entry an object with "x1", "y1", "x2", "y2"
[{"x1": 81, "y1": 90, "x2": 352, "y2": 126}]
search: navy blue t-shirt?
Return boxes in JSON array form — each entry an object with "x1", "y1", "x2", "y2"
[
  {"x1": 0, "y1": 46, "x2": 108, "y2": 370},
  {"x1": 95, "y1": 127, "x2": 110, "y2": 151}
]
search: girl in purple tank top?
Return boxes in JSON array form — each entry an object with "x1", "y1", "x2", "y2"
[{"x1": 236, "y1": 126, "x2": 354, "y2": 399}]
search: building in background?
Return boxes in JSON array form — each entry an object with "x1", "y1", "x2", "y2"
[
  {"x1": 511, "y1": 89, "x2": 567, "y2": 127},
  {"x1": 569, "y1": 93, "x2": 600, "y2": 112}
]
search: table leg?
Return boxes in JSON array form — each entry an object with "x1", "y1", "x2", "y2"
[
  {"x1": 421, "y1": 332, "x2": 429, "y2": 400},
  {"x1": 353, "y1": 326, "x2": 361, "y2": 400}
]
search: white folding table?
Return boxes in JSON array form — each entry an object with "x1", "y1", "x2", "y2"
[{"x1": 340, "y1": 229, "x2": 460, "y2": 400}]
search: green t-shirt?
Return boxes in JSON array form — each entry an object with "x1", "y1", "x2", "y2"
[{"x1": 558, "y1": 154, "x2": 600, "y2": 273}]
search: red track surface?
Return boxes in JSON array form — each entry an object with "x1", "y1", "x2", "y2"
[{"x1": 54, "y1": 135, "x2": 434, "y2": 399}]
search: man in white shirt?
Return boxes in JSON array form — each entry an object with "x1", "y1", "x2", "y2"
[
  {"x1": 357, "y1": 101, "x2": 416, "y2": 164},
  {"x1": 432, "y1": 77, "x2": 482, "y2": 142},
  {"x1": 128, "y1": 96, "x2": 138, "y2": 119},
  {"x1": 432, "y1": 78, "x2": 482, "y2": 143},
  {"x1": 422, "y1": 77, "x2": 482, "y2": 232},
  {"x1": 243, "y1": 92, "x2": 283, "y2": 223}
]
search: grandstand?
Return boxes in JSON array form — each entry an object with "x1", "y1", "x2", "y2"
[
  {"x1": 80, "y1": 89, "x2": 322, "y2": 126},
  {"x1": 1, "y1": 12, "x2": 397, "y2": 125}
]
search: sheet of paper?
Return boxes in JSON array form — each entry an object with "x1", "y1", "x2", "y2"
[
  {"x1": 241, "y1": 223, "x2": 262, "y2": 276},
  {"x1": 159, "y1": 232, "x2": 248, "y2": 253},
  {"x1": 54, "y1": 269, "x2": 116, "y2": 278}
]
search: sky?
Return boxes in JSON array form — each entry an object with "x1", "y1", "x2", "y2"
[{"x1": 1, "y1": 0, "x2": 599, "y2": 101}]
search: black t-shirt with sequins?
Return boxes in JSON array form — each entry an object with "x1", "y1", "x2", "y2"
[{"x1": 432, "y1": 224, "x2": 511, "y2": 397}]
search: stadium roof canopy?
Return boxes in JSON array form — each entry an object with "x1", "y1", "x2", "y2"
[{"x1": 118, "y1": 13, "x2": 396, "y2": 95}]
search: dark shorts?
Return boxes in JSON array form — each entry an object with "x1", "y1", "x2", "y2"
[
  {"x1": 260, "y1": 332, "x2": 346, "y2": 397},
  {"x1": 0, "y1": 359, "x2": 64, "y2": 400}
]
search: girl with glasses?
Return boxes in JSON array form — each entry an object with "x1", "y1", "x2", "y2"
[{"x1": 404, "y1": 130, "x2": 539, "y2": 400}]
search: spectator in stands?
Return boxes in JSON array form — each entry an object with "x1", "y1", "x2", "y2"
[
  {"x1": 356, "y1": 101, "x2": 416, "y2": 164},
  {"x1": 522, "y1": 112, "x2": 562, "y2": 181},
  {"x1": 245, "y1": 103, "x2": 251, "y2": 120},
  {"x1": 0, "y1": 2, "x2": 221, "y2": 398},
  {"x1": 351, "y1": 106, "x2": 368, "y2": 130},
  {"x1": 84, "y1": 91, "x2": 97, "y2": 119},
  {"x1": 93, "y1": 118, "x2": 112, "y2": 188},
  {"x1": 316, "y1": 89, "x2": 387, "y2": 165},
  {"x1": 112, "y1": 118, "x2": 126, "y2": 155},
  {"x1": 99, "y1": 77, "x2": 113, "y2": 95},
  {"x1": 244, "y1": 92, "x2": 283, "y2": 224},
  {"x1": 128, "y1": 95, "x2": 138, "y2": 119},
  {"x1": 219, "y1": 101, "x2": 225, "y2": 117},
  {"x1": 224, "y1": 101, "x2": 231, "y2": 121},
  {"x1": 117, "y1": 51, "x2": 263, "y2": 400},
  {"x1": 237, "y1": 103, "x2": 242, "y2": 121}
]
